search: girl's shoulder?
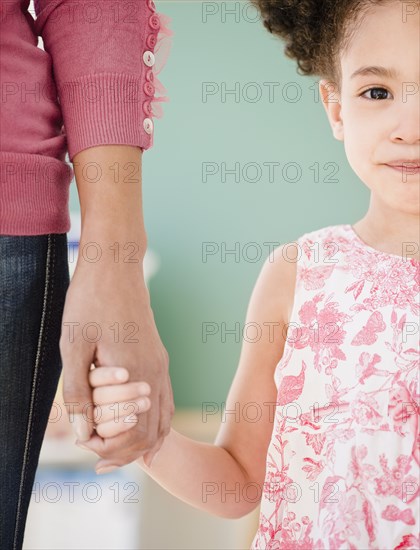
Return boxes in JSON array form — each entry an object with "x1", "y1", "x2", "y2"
[
  {"x1": 261, "y1": 240, "x2": 300, "y2": 328},
  {"x1": 264, "y1": 224, "x2": 345, "y2": 325}
]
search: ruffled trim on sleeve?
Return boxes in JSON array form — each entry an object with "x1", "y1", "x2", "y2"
[
  {"x1": 150, "y1": 12, "x2": 173, "y2": 119},
  {"x1": 145, "y1": 3, "x2": 173, "y2": 121}
]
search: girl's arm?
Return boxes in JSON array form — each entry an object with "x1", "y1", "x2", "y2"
[{"x1": 88, "y1": 243, "x2": 298, "y2": 519}]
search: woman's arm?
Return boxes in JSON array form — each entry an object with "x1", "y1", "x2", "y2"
[
  {"x1": 72, "y1": 145, "x2": 147, "y2": 253},
  {"x1": 61, "y1": 144, "x2": 174, "y2": 469},
  {"x1": 35, "y1": 0, "x2": 175, "y2": 467},
  {"x1": 86, "y1": 243, "x2": 298, "y2": 518}
]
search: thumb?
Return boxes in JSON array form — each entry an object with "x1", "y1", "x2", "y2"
[
  {"x1": 62, "y1": 359, "x2": 95, "y2": 443},
  {"x1": 75, "y1": 434, "x2": 120, "y2": 473}
]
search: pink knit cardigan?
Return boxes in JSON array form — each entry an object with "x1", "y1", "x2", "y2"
[{"x1": 0, "y1": 0, "x2": 172, "y2": 235}]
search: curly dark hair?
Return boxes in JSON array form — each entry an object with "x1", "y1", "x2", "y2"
[{"x1": 250, "y1": 0, "x2": 399, "y2": 86}]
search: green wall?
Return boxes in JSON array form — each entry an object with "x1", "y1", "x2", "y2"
[{"x1": 70, "y1": 1, "x2": 369, "y2": 408}]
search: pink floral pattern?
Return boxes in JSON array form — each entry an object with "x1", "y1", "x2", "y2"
[{"x1": 251, "y1": 224, "x2": 420, "y2": 550}]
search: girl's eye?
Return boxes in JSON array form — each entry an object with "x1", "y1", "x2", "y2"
[{"x1": 360, "y1": 87, "x2": 392, "y2": 100}]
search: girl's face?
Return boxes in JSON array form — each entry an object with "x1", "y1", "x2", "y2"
[{"x1": 320, "y1": 1, "x2": 420, "y2": 215}]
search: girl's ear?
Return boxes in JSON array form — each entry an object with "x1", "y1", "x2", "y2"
[{"x1": 319, "y1": 79, "x2": 344, "y2": 142}]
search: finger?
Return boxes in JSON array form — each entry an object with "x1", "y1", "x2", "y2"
[
  {"x1": 144, "y1": 379, "x2": 170, "y2": 467},
  {"x1": 89, "y1": 366, "x2": 130, "y2": 387},
  {"x1": 62, "y1": 358, "x2": 95, "y2": 443},
  {"x1": 141, "y1": 389, "x2": 161, "y2": 468},
  {"x1": 143, "y1": 374, "x2": 174, "y2": 467},
  {"x1": 95, "y1": 460, "x2": 120, "y2": 473},
  {"x1": 95, "y1": 412, "x2": 139, "y2": 438},
  {"x1": 92, "y1": 381, "x2": 151, "y2": 405},
  {"x1": 94, "y1": 396, "x2": 151, "y2": 424},
  {"x1": 76, "y1": 423, "x2": 150, "y2": 465},
  {"x1": 76, "y1": 432, "x2": 131, "y2": 466},
  {"x1": 158, "y1": 370, "x2": 175, "y2": 440}
]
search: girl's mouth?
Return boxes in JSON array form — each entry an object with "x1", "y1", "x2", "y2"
[{"x1": 385, "y1": 164, "x2": 420, "y2": 175}]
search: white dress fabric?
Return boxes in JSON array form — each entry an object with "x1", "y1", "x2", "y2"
[{"x1": 251, "y1": 224, "x2": 420, "y2": 550}]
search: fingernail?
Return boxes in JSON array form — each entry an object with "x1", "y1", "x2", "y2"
[
  {"x1": 96, "y1": 465, "x2": 118, "y2": 475},
  {"x1": 73, "y1": 413, "x2": 91, "y2": 442}
]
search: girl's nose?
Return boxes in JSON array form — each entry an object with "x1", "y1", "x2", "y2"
[{"x1": 390, "y1": 98, "x2": 420, "y2": 144}]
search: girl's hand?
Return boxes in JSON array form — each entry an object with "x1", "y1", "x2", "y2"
[
  {"x1": 88, "y1": 366, "x2": 151, "y2": 440},
  {"x1": 75, "y1": 366, "x2": 153, "y2": 473}
]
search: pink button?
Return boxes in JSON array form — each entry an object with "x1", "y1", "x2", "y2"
[
  {"x1": 143, "y1": 50, "x2": 155, "y2": 67},
  {"x1": 145, "y1": 69, "x2": 154, "y2": 83},
  {"x1": 147, "y1": 0, "x2": 156, "y2": 11},
  {"x1": 143, "y1": 118, "x2": 153, "y2": 135},
  {"x1": 143, "y1": 82, "x2": 155, "y2": 97},
  {"x1": 143, "y1": 100, "x2": 152, "y2": 116},
  {"x1": 146, "y1": 34, "x2": 157, "y2": 50},
  {"x1": 149, "y1": 14, "x2": 160, "y2": 31}
]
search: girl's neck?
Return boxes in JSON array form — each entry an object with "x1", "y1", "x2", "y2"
[{"x1": 354, "y1": 198, "x2": 420, "y2": 261}]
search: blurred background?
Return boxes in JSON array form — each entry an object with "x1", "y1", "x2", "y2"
[{"x1": 23, "y1": 0, "x2": 369, "y2": 548}]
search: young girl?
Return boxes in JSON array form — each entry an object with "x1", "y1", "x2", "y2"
[{"x1": 77, "y1": 1, "x2": 420, "y2": 548}]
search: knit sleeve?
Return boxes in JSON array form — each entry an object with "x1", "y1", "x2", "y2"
[{"x1": 34, "y1": 0, "x2": 172, "y2": 162}]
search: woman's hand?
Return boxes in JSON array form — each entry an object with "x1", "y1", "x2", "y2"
[{"x1": 59, "y1": 257, "x2": 174, "y2": 470}]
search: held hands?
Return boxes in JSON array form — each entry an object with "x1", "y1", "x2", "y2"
[
  {"x1": 76, "y1": 366, "x2": 153, "y2": 474},
  {"x1": 60, "y1": 259, "x2": 175, "y2": 471}
]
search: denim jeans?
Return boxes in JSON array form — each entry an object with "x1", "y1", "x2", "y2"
[{"x1": 0, "y1": 234, "x2": 70, "y2": 550}]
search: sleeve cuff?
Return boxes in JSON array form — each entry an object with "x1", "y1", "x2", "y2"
[{"x1": 58, "y1": 72, "x2": 153, "y2": 162}]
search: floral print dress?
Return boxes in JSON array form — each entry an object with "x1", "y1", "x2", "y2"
[{"x1": 251, "y1": 224, "x2": 419, "y2": 550}]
